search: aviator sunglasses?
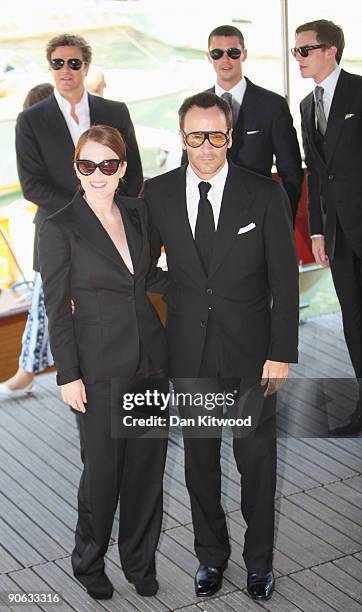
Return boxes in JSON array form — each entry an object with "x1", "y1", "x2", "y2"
[
  {"x1": 75, "y1": 159, "x2": 122, "y2": 176},
  {"x1": 50, "y1": 58, "x2": 84, "y2": 70},
  {"x1": 209, "y1": 48, "x2": 242, "y2": 60},
  {"x1": 182, "y1": 131, "x2": 229, "y2": 148},
  {"x1": 290, "y1": 44, "x2": 327, "y2": 58}
]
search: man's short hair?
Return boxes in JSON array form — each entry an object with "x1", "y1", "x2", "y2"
[
  {"x1": 46, "y1": 33, "x2": 92, "y2": 65},
  {"x1": 208, "y1": 25, "x2": 244, "y2": 49},
  {"x1": 295, "y1": 20, "x2": 345, "y2": 64},
  {"x1": 178, "y1": 92, "x2": 232, "y2": 131}
]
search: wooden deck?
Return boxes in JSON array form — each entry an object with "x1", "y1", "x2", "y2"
[{"x1": 0, "y1": 312, "x2": 361, "y2": 611}]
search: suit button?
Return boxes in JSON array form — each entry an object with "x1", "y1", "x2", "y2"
[
  {"x1": 206, "y1": 288, "x2": 213, "y2": 295},
  {"x1": 127, "y1": 296, "x2": 133, "y2": 302},
  {"x1": 200, "y1": 320, "x2": 207, "y2": 327},
  {"x1": 328, "y1": 174, "x2": 334, "y2": 181}
]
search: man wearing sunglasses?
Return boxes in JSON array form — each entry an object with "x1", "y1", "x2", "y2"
[
  {"x1": 182, "y1": 25, "x2": 303, "y2": 225},
  {"x1": 15, "y1": 33, "x2": 143, "y2": 278},
  {"x1": 144, "y1": 92, "x2": 299, "y2": 601},
  {"x1": 294, "y1": 20, "x2": 362, "y2": 436}
]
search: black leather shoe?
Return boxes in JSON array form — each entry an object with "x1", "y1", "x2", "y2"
[
  {"x1": 329, "y1": 412, "x2": 362, "y2": 436},
  {"x1": 195, "y1": 564, "x2": 226, "y2": 598},
  {"x1": 247, "y1": 571, "x2": 274, "y2": 600},
  {"x1": 86, "y1": 573, "x2": 114, "y2": 600},
  {"x1": 134, "y1": 578, "x2": 158, "y2": 597}
]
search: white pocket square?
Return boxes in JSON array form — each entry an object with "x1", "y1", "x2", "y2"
[
  {"x1": 246, "y1": 130, "x2": 260, "y2": 135},
  {"x1": 344, "y1": 113, "x2": 355, "y2": 120},
  {"x1": 238, "y1": 222, "x2": 256, "y2": 235}
]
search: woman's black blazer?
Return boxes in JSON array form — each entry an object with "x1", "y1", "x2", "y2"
[{"x1": 38, "y1": 192, "x2": 167, "y2": 385}]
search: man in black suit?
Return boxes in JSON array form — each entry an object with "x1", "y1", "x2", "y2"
[
  {"x1": 144, "y1": 92, "x2": 299, "y2": 600},
  {"x1": 182, "y1": 25, "x2": 303, "y2": 224},
  {"x1": 16, "y1": 33, "x2": 143, "y2": 274},
  {"x1": 293, "y1": 19, "x2": 362, "y2": 436}
]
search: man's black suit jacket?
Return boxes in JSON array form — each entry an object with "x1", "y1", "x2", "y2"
[
  {"x1": 300, "y1": 69, "x2": 362, "y2": 259},
  {"x1": 182, "y1": 78, "x2": 303, "y2": 222},
  {"x1": 15, "y1": 92, "x2": 143, "y2": 270},
  {"x1": 38, "y1": 192, "x2": 167, "y2": 385},
  {"x1": 144, "y1": 163, "x2": 299, "y2": 378}
]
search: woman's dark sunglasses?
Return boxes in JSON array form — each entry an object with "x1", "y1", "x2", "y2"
[
  {"x1": 290, "y1": 44, "x2": 327, "y2": 58},
  {"x1": 75, "y1": 159, "x2": 122, "y2": 176},
  {"x1": 50, "y1": 58, "x2": 84, "y2": 71},
  {"x1": 209, "y1": 48, "x2": 242, "y2": 60},
  {"x1": 182, "y1": 131, "x2": 229, "y2": 148}
]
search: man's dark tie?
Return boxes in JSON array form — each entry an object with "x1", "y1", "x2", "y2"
[
  {"x1": 315, "y1": 86, "x2": 327, "y2": 135},
  {"x1": 221, "y1": 92, "x2": 238, "y2": 127},
  {"x1": 195, "y1": 181, "x2": 215, "y2": 274}
]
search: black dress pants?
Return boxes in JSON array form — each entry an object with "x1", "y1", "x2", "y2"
[
  {"x1": 173, "y1": 319, "x2": 276, "y2": 574},
  {"x1": 71, "y1": 374, "x2": 168, "y2": 589}
]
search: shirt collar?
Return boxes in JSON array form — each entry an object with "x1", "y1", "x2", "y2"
[
  {"x1": 315, "y1": 65, "x2": 341, "y2": 99},
  {"x1": 54, "y1": 87, "x2": 88, "y2": 112},
  {"x1": 215, "y1": 78, "x2": 246, "y2": 106},
  {"x1": 186, "y1": 161, "x2": 228, "y2": 191}
]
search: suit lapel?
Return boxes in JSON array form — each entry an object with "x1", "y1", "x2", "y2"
[
  {"x1": 324, "y1": 70, "x2": 352, "y2": 163},
  {"x1": 88, "y1": 92, "x2": 109, "y2": 125},
  {"x1": 229, "y1": 78, "x2": 257, "y2": 159},
  {"x1": 164, "y1": 167, "x2": 206, "y2": 280},
  {"x1": 209, "y1": 164, "x2": 254, "y2": 278},
  {"x1": 70, "y1": 192, "x2": 140, "y2": 277},
  {"x1": 117, "y1": 197, "x2": 143, "y2": 273},
  {"x1": 45, "y1": 94, "x2": 75, "y2": 154}
]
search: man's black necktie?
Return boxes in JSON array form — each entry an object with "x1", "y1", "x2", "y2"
[
  {"x1": 221, "y1": 91, "x2": 238, "y2": 127},
  {"x1": 195, "y1": 181, "x2": 215, "y2": 274},
  {"x1": 315, "y1": 85, "x2": 327, "y2": 136}
]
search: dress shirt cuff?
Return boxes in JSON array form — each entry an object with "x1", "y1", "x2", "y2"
[
  {"x1": 56, "y1": 366, "x2": 82, "y2": 386},
  {"x1": 310, "y1": 234, "x2": 324, "y2": 239}
]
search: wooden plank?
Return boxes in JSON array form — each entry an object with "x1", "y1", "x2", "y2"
[
  {"x1": 0, "y1": 428, "x2": 78, "y2": 503},
  {"x1": 306, "y1": 487, "x2": 362, "y2": 526},
  {"x1": 0, "y1": 448, "x2": 77, "y2": 528},
  {"x1": 0, "y1": 544, "x2": 22, "y2": 574},
  {"x1": 333, "y1": 555, "x2": 362, "y2": 582},
  {"x1": 323, "y1": 480, "x2": 362, "y2": 510},
  {"x1": 297, "y1": 439, "x2": 362, "y2": 472},
  {"x1": 9, "y1": 395, "x2": 80, "y2": 455},
  {"x1": 8, "y1": 566, "x2": 72, "y2": 612},
  {"x1": 0, "y1": 573, "x2": 41, "y2": 612},
  {"x1": 278, "y1": 438, "x2": 357, "y2": 481},
  {"x1": 192, "y1": 592, "x2": 255, "y2": 611},
  {"x1": 0, "y1": 406, "x2": 80, "y2": 465},
  {"x1": 0, "y1": 516, "x2": 45, "y2": 567},
  {"x1": 276, "y1": 575, "x2": 336, "y2": 612},
  {"x1": 0, "y1": 472, "x2": 75, "y2": 559},
  {"x1": 292, "y1": 567, "x2": 360, "y2": 612},
  {"x1": 286, "y1": 492, "x2": 362, "y2": 544},
  {"x1": 312, "y1": 561, "x2": 362, "y2": 606},
  {"x1": 279, "y1": 497, "x2": 360, "y2": 555}
]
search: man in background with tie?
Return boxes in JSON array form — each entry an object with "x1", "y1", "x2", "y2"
[
  {"x1": 144, "y1": 91, "x2": 299, "y2": 601},
  {"x1": 183, "y1": 24, "x2": 303, "y2": 225},
  {"x1": 294, "y1": 19, "x2": 362, "y2": 436}
]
